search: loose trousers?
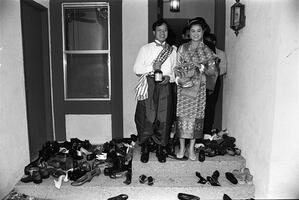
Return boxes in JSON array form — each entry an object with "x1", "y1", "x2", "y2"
[{"x1": 135, "y1": 77, "x2": 173, "y2": 146}]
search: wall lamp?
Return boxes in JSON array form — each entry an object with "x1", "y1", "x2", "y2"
[
  {"x1": 230, "y1": 0, "x2": 246, "y2": 36},
  {"x1": 170, "y1": 0, "x2": 180, "y2": 12}
]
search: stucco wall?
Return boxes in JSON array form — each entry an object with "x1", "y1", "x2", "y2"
[
  {"x1": 122, "y1": 0, "x2": 148, "y2": 138},
  {"x1": 268, "y1": 0, "x2": 299, "y2": 198},
  {"x1": 0, "y1": 0, "x2": 30, "y2": 198},
  {"x1": 223, "y1": 0, "x2": 299, "y2": 198}
]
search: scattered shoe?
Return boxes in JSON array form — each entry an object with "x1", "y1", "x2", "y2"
[
  {"x1": 147, "y1": 176, "x2": 154, "y2": 186},
  {"x1": 207, "y1": 170, "x2": 221, "y2": 186},
  {"x1": 20, "y1": 170, "x2": 42, "y2": 184},
  {"x1": 195, "y1": 172, "x2": 207, "y2": 184},
  {"x1": 139, "y1": 174, "x2": 147, "y2": 184},
  {"x1": 225, "y1": 172, "x2": 238, "y2": 184},
  {"x1": 177, "y1": 193, "x2": 200, "y2": 200},
  {"x1": 241, "y1": 167, "x2": 253, "y2": 184},
  {"x1": 232, "y1": 169, "x2": 246, "y2": 184},
  {"x1": 107, "y1": 194, "x2": 128, "y2": 200},
  {"x1": 223, "y1": 194, "x2": 232, "y2": 200}
]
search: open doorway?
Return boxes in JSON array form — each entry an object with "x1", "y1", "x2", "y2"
[{"x1": 148, "y1": 0, "x2": 226, "y2": 130}]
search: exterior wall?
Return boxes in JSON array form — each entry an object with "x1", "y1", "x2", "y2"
[
  {"x1": 268, "y1": 0, "x2": 299, "y2": 198},
  {"x1": 224, "y1": 0, "x2": 299, "y2": 198},
  {"x1": 122, "y1": 0, "x2": 148, "y2": 137},
  {"x1": 0, "y1": 0, "x2": 31, "y2": 198}
]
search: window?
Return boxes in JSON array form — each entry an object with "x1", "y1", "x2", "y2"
[{"x1": 62, "y1": 3, "x2": 110, "y2": 100}]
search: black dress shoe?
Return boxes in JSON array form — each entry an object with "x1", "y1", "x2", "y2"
[
  {"x1": 140, "y1": 144, "x2": 150, "y2": 163},
  {"x1": 21, "y1": 170, "x2": 42, "y2": 184},
  {"x1": 107, "y1": 194, "x2": 128, "y2": 200},
  {"x1": 156, "y1": 145, "x2": 166, "y2": 163},
  {"x1": 177, "y1": 193, "x2": 200, "y2": 200},
  {"x1": 223, "y1": 194, "x2": 232, "y2": 200},
  {"x1": 225, "y1": 172, "x2": 238, "y2": 184},
  {"x1": 123, "y1": 171, "x2": 131, "y2": 185},
  {"x1": 195, "y1": 172, "x2": 207, "y2": 184},
  {"x1": 198, "y1": 148, "x2": 205, "y2": 162}
]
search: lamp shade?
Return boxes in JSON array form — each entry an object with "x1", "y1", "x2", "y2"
[
  {"x1": 170, "y1": 0, "x2": 180, "y2": 12},
  {"x1": 230, "y1": 0, "x2": 246, "y2": 36}
]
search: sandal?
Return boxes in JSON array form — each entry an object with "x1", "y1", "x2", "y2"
[
  {"x1": 139, "y1": 174, "x2": 147, "y2": 184},
  {"x1": 147, "y1": 176, "x2": 154, "y2": 186}
]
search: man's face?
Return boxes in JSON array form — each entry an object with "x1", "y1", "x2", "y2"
[{"x1": 153, "y1": 23, "x2": 168, "y2": 43}]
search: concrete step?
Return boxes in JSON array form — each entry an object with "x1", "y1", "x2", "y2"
[
  {"x1": 132, "y1": 146, "x2": 246, "y2": 179},
  {"x1": 15, "y1": 171, "x2": 254, "y2": 200}
]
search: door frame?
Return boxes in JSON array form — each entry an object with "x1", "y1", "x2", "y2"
[{"x1": 21, "y1": 0, "x2": 53, "y2": 160}]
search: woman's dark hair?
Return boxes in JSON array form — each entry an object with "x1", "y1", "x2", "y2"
[
  {"x1": 187, "y1": 17, "x2": 210, "y2": 33},
  {"x1": 152, "y1": 19, "x2": 169, "y2": 31}
]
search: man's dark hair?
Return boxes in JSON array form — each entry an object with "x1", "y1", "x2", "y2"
[{"x1": 152, "y1": 19, "x2": 169, "y2": 31}]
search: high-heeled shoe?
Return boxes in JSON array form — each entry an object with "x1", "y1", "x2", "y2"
[
  {"x1": 71, "y1": 167, "x2": 101, "y2": 186},
  {"x1": 195, "y1": 171, "x2": 207, "y2": 184},
  {"x1": 207, "y1": 170, "x2": 221, "y2": 186}
]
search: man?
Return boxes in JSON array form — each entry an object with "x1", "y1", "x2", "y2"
[
  {"x1": 133, "y1": 19, "x2": 177, "y2": 163},
  {"x1": 203, "y1": 33, "x2": 227, "y2": 135}
]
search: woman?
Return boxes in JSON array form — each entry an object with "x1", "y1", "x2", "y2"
[{"x1": 174, "y1": 18, "x2": 218, "y2": 161}]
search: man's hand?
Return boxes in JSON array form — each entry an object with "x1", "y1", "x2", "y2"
[
  {"x1": 159, "y1": 75, "x2": 170, "y2": 85},
  {"x1": 153, "y1": 60, "x2": 162, "y2": 70}
]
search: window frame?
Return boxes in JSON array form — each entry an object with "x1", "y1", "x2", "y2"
[{"x1": 61, "y1": 2, "x2": 111, "y2": 101}]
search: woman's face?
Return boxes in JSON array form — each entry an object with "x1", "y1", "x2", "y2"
[
  {"x1": 189, "y1": 24, "x2": 204, "y2": 42},
  {"x1": 153, "y1": 23, "x2": 168, "y2": 43}
]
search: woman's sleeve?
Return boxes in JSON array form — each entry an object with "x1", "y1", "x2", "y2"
[{"x1": 203, "y1": 46, "x2": 219, "y2": 76}]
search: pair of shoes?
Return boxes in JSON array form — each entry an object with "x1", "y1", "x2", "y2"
[
  {"x1": 241, "y1": 167, "x2": 253, "y2": 184},
  {"x1": 156, "y1": 145, "x2": 167, "y2": 163},
  {"x1": 21, "y1": 169, "x2": 42, "y2": 184},
  {"x1": 195, "y1": 172, "x2": 207, "y2": 184},
  {"x1": 232, "y1": 169, "x2": 246, "y2": 184},
  {"x1": 225, "y1": 172, "x2": 238, "y2": 184},
  {"x1": 177, "y1": 193, "x2": 200, "y2": 200},
  {"x1": 140, "y1": 144, "x2": 150, "y2": 163},
  {"x1": 107, "y1": 194, "x2": 128, "y2": 200},
  {"x1": 226, "y1": 147, "x2": 241, "y2": 156},
  {"x1": 207, "y1": 170, "x2": 221, "y2": 186},
  {"x1": 139, "y1": 174, "x2": 154, "y2": 186}
]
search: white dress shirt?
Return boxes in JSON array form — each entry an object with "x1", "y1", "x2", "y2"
[{"x1": 133, "y1": 41, "x2": 177, "y2": 82}]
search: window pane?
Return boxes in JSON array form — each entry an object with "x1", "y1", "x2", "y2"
[
  {"x1": 64, "y1": 6, "x2": 108, "y2": 50},
  {"x1": 66, "y1": 54, "x2": 109, "y2": 99}
]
